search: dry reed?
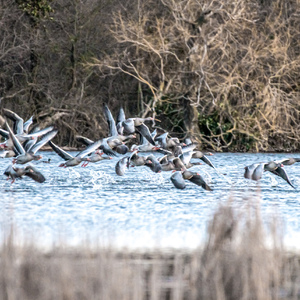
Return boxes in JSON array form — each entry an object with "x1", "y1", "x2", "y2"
[{"x1": 1, "y1": 195, "x2": 300, "y2": 300}]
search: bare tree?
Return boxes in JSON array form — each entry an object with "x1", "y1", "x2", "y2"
[{"x1": 89, "y1": 0, "x2": 300, "y2": 151}]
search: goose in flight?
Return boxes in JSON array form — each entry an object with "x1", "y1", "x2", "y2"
[
  {"x1": 81, "y1": 151, "x2": 112, "y2": 167},
  {"x1": 5, "y1": 122, "x2": 57, "y2": 164},
  {"x1": 145, "y1": 154, "x2": 162, "y2": 173},
  {"x1": 2, "y1": 108, "x2": 33, "y2": 135},
  {"x1": 0, "y1": 123, "x2": 55, "y2": 149},
  {"x1": 48, "y1": 139, "x2": 102, "y2": 167},
  {"x1": 115, "y1": 156, "x2": 130, "y2": 176},
  {"x1": 128, "y1": 150, "x2": 149, "y2": 167},
  {"x1": 244, "y1": 161, "x2": 295, "y2": 188},
  {"x1": 276, "y1": 157, "x2": 300, "y2": 166},
  {"x1": 130, "y1": 129, "x2": 158, "y2": 152},
  {"x1": 75, "y1": 135, "x2": 128, "y2": 156},
  {"x1": 4, "y1": 164, "x2": 46, "y2": 184},
  {"x1": 116, "y1": 107, "x2": 126, "y2": 135},
  {"x1": 171, "y1": 170, "x2": 212, "y2": 191},
  {"x1": 122, "y1": 117, "x2": 156, "y2": 146}
]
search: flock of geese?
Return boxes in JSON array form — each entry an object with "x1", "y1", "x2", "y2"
[{"x1": 0, "y1": 104, "x2": 299, "y2": 190}]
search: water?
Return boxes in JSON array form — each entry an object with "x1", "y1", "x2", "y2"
[{"x1": 1, "y1": 151, "x2": 300, "y2": 250}]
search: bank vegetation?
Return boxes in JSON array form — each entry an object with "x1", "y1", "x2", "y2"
[{"x1": 0, "y1": 0, "x2": 299, "y2": 151}]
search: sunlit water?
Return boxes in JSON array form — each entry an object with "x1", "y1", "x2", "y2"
[{"x1": 1, "y1": 151, "x2": 300, "y2": 250}]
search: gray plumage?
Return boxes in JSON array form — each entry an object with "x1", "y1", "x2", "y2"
[{"x1": 115, "y1": 156, "x2": 130, "y2": 176}]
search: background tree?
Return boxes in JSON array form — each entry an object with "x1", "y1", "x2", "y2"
[
  {"x1": 0, "y1": 0, "x2": 299, "y2": 151},
  {"x1": 89, "y1": 0, "x2": 300, "y2": 151}
]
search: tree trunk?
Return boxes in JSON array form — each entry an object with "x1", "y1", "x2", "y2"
[{"x1": 181, "y1": 97, "x2": 201, "y2": 140}]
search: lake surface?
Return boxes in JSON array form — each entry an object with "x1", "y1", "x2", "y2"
[{"x1": 1, "y1": 151, "x2": 300, "y2": 250}]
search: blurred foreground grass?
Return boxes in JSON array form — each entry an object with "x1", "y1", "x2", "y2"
[{"x1": 1, "y1": 196, "x2": 300, "y2": 300}]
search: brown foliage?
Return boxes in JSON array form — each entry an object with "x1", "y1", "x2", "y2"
[
  {"x1": 0, "y1": 0, "x2": 299, "y2": 151},
  {"x1": 0, "y1": 0, "x2": 139, "y2": 146},
  {"x1": 91, "y1": 0, "x2": 300, "y2": 151}
]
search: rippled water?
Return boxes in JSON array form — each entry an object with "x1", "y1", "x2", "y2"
[{"x1": 1, "y1": 151, "x2": 300, "y2": 250}]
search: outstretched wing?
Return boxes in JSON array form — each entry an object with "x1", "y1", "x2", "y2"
[
  {"x1": 75, "y1": 135, "x2": 94, "y2": 146},
  {"x1": 5, "y1": 122, "x2": 25, "y2": 155},
  {"x1": 173, "y1": 157, "x2": 186, "y2": 171},
  {"x1": 115, "y1": 156, "x2": 130, "y2": 176},
  {"x1": 179, "y1": 151, "x2": 194, "y2": 166},
  {"x1": 3, "y1": 108, "x2": 24, "y2": 135},
  {"x1": 0, "y1": 128, "x2": 9, "y2": 139},
  {"x1": 76, "y1": 139, "x2": 102, "y2": 158},
  {"x1": 30, "y1": 130, "x2": 58, "y2": 154},
  {"x1": 99, "y1": 138, "x2": 118, "y2": 156},
  {"x1": 48, "y1": 141, "x2": 73, "y2": 161},
  {"x1": 155, "y1": 132, "x2": 168, "y2": 149},
  {"x1": 23, "y1": 116, "x2": 33, "y2": 133},
  {"x1": 103, "y1": 104, "x2": 118, "y2": 137},
  {"x1": 252, "y1": 163, "x2": 264, "y2": 181},
  {"x1": 27, "y1": 126, "x2": 54, "y2": 138},
  {"x1": 199, "y1": 155, "x2": 216, "y2": 169},
  {"x1": 156, "y1": 148, "x2": 173, "y2": 156},
  {"x1": 188, "y1": 174, "x2": 212, "y2": 191},
  {"x1": 25, "y1": 165, "x2": 46, "y2": 183},
  {"x1": 117, "y1": 107, "x2": 126, "y2": 124},
  {"x1": 270, "y1": 166, "x2": 295, "y2": 189},
  {"x1": 135, "y1": 123, "x2": 155, "y2": 146},
  {"x1": 244, "y1": 163, "x2": 259, "y2": 179}
]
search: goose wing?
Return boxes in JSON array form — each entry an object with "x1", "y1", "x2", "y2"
[
  {"x1": 24, "y1": 165, "x2": 46, "y2": 183},
  {"x1": 129, "y1": 150, "x2": 139, "y2": 161},
  {"x1": 151, "y1": 129, "x2": 157, "y2": 139},
  {"x1": 117, "y1": 107, "x2": 126, "y2": 124},
  {"x1": 99, "y1": 138, "x2": 118, "y2": 156},
  {"x1": 187, "y1": 173, "x2": 213, "y2": 191},
  {"x1": 23, "y1": 116, "x2": 33, "y2": 133},
  {"x1": 270, "y1": 166, "x2": 295, "y2": 189},
  {"x1": 48, "y1": 141, "x2": 73, "y2": 161},
  {"x1": 155, "y1": 132, "x2": 168, "y2": 148},
  {"x1": 115, "y1": 156, "x2": 130, "y2": 176},
  {"x1": 173, "y1": 157, "x2": 186, "y2": 171},
  {"x1": 182, "y1": 144, "x2": 197, "y2": 153},
  {"x1": 3, "y1": 108, "x2": 24, "y2": 135},
  {"x1": 122, "y1": 119, "x2": 135, "y2": 134},
  {"x1": 27, "y1": 126, "x2": 54, "y2": 138},
  {"x1": 75, "y1": 135, "x2": 94, "y2": 146},
  {"x1": 158, "y1": 155, "x2": 169, "y2": 165},
  {"x1": 4, "y1": 164, "x2": 14, "y2": 178},
  {"x1": 23, "y1": 125, "x2": 40, "y2": 152},
  {"x1": 277, "y1": 158, "x2": 300, "y2": 166},
  {"x1": 251, "y1": 163, "x2": 265, "y2": 181},
  {"x1": 76, "y1": 139, "x2": 102, "y2": 158},
  {"x1": 179, "y1": 151, "x2": 194, "y2": 166},
  {"x1": 0, "y1": 128, "x2": 9, "y2": 139},
  {"x1": 199, "y1": 155, "x2": 216, "y2": 169},
  {"x1": 244, "y1": 163, "x2": 260, "y2": 179},
  {"x1": 140, "y1": 132, "x2": 149, "y2": 145},
  {"x1": 30, "y1": 130, "x2": 58, "y2": 154},
  {"x1": 103, "y1": 104, "x2": 118, "y2": 137},
  {"x1": 135, "y1": 123, "x2": 155, "y2": 146},
  {"x1": 6, "y1": 122, "x2": 25, "y2": 155},
  {"x1": 156, "y1": 148, "x2": 173, "y2": 156}
]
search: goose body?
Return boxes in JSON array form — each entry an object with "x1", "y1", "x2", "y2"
[
  {"x1": 115, "y1": 156, "x2": 129, "y2": 176},
  {"x1": 170, "y1": 170, "x2": 212, "y2": 191}
]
